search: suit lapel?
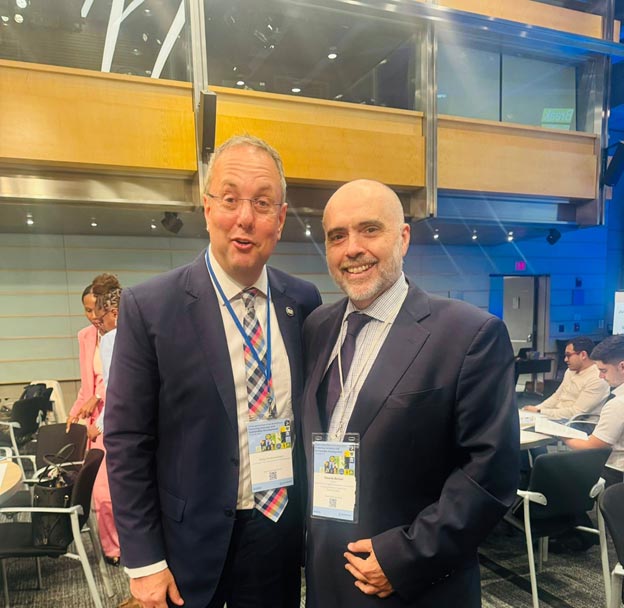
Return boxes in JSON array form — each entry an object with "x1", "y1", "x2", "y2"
[
  {"x1": 184, "y1": 253, "x2": 238, "y2": 434},
  {"x1": 268, "y1": 268, "x2": 302, "y2": 406},
  {"x1": 346, "y1": 285, "x2": 432, "y2": 437},
  {"x1": 306, "y1": 301, "x2": 348, "y2": 434}
]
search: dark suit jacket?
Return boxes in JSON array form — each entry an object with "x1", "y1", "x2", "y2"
[
  {"x1": 104, "y1": 252, "x2": 321, "y2": 607},
  {"x1": 302, "y1": 283, "x2": 519, "y2": 608}
]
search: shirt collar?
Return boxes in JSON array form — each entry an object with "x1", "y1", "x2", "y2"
[
  {"x1": 344, "y1": 273, "x2": 408, "y2": 322},
  {"x1": 207, "y1": 246, "x2": 268, "y2": 304},
  {"x1": 612, "y1": 383, "x2": 624, "y2": 397}
]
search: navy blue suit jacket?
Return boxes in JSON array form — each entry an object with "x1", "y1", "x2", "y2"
[
  {"x1": 104, "y1": 252, "x2": 321, "y2": 607},
  {"x1": 302, "y1": 282, "x2": 519, "y2": 608}
]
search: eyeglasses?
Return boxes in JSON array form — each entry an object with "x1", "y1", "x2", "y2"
[
  {"x1": 206, "y1": 193, "x2": 281, "y2": 216},
  {"x1": 564, "y1": 351, "x2": 579, "y2": 359}
]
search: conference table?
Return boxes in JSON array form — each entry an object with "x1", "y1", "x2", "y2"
[
  {"x1": 0, "y1": 461, "x2": 23, "y2": 505},
  {"x1": 520, "y1": 429, "x2": 555, "y2": 450}
]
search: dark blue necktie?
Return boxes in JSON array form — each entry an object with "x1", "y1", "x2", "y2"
[{"x1": 321, "y1": 312, "x2": 372, "y2": 427}]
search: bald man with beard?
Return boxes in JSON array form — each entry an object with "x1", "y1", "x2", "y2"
[{"x1": 301, "y1": 180, "x2": 519, "y2": 608}]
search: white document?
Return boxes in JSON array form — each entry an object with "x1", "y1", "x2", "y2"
[
  {"x1": 535, "y1": 417, "x2": 588, "y2": 440},
  {"x1": 519, "y1": 411, "x2": 541, "y2": 428},
  {"x1": 0, "y1": 463, "x2": 6, "y2": 489}
]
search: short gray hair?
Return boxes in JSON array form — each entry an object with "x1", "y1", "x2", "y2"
[{"x1": 204, "y1": 134, "x2": 287, "y2": 203}]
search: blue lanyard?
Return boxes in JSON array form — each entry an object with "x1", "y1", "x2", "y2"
[{"x1": 205, "y1": 250, "x2": 272, "y2": 384}]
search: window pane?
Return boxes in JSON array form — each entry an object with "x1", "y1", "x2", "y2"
[
  {"x1": 437, "y1": 43, "x2": 500, "y2": 121},
  {"x1": 204, "y1": 0, "x2": 424, "y2": 111},
  {"x1": 0, "y1": 0, "x2": 190, "y2": 81},
  {"x1": 502, "y1": 55, "x2": 577, "y2": 129}
]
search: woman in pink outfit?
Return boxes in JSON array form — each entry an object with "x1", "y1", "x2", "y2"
[{"x1": 67, "y1": 276, "x2": 121, "y2": 565}]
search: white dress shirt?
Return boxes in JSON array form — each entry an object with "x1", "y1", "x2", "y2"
[
  {"x1": 593, "y1": 383, "x2": 624, "y2": 472},
  {"x1": 327, "y1": 274, "x2": 408, "y2": 440},
  {"x1": 538, "y1": 365, "x2": 610, "y2": 419},
  {"x1": 207, "y1": 247, "x2": 293, "y2": 509}
]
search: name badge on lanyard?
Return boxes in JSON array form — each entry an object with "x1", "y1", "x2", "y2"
[
  {"x1": 248, "y1": 418, "x2": 294, "y2": 492},
  {"x1": 311, "y1": 432, "x2": 360, "y2": 523}
]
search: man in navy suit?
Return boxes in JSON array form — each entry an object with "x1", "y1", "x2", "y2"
[
  {"x1": 302, "y1": 180, "x2": 519, "y2": 607},
  {"x1": 105, "y1": 135, "x2": 321, "y2": 608}
]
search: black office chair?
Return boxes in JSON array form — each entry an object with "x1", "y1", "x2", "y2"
[
  {"x1": 0, "y1": 397, "x2": 51, "y2": 474},
  {"x1": 4, "y1": 423, "x2": 88, "y2": 507},
  {"x1": 0, "y1": 449, "x2": 106, "y2": 608},
  {"x1": 599, "y1": 483, "x2": 624, "y2": 608},
  {"x1": 504, "y1": 448, "x2": 612, "y2": 608}
]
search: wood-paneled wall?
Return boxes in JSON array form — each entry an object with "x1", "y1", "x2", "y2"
[{"x1": 0, "y1": 60, "x2": 196, "y2": 174}]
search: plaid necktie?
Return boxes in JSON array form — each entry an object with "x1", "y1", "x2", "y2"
[{"x1": 241, "y1": 287, "x2": 287, "y2": 521}]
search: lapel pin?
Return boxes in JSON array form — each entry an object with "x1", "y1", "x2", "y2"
[{"x1": 285, "y1": 306, "x2": 295, "y2": 317}]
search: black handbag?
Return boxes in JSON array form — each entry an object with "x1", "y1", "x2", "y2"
[{"x1": 32, "y1": 444, "x2": 79, "y2": 549}]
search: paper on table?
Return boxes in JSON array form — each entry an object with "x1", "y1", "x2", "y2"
[
  {"x1": 0, "y1": 463, "x2": 6, "y2": 488},
  {"x1": 535, "y1": 417, "x2": 588, "y2": 440},
  {"x1": 519, "y1": 411, "x2": 541, "y2": 427}
]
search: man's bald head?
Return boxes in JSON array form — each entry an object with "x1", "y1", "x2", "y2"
[
  {"x1": 323, "y1": 179, "x2": 405, "y2": 230},
  {"x1": 322, "y1": 179, "x2": 410, "y2": 309}
]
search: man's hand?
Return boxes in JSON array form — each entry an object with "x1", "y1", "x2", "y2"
[
  {"x1": 130, "y1": 568, "x2": 184, "y2": 608},
  {"x1": 344, "y1": 538, "x2": 393, "y2": 598},
  {"x1": 523, "y1": 405, "x2": 540, "y2": 413},
  {"x1": 79, "y1": 394, "x2": 101, "y2": 418}
]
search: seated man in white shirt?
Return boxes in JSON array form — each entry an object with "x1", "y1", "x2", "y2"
[
  {"x1": 565, "y1": 335, "x2": 624, "y2": 488},
  {"x1": 524, "y1": 337, "x2": 609, "y2": 420}
]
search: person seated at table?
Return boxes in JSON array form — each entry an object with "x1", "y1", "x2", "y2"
[
  {"x1": 523, "y1": 337, "x2": 609, "y2": 420},
  {"x1": 564, "y1": 335, "x2": 624, "y2": 488}
]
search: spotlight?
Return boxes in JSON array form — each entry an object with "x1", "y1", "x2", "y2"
[
  {"x1": 546, "y1": 228, "x2": 561, "y2": 245},
  {"x1": 26, "y1": 213, "x2": 34, "y2": 226},
  {"x1": 150, "y1": 219, "x2": 157, "y2": 230},
  {"x1": 433, "y1": 229, "x2": 439, "y2": 240},
  {"x1": 471, "y1": 230, "x2": 477, "y2": 241},
  {"x1": 507, "y1": 231, "x2": 514, "y2": 242},
  {"x1": 161, "y1": 212, "x2": 183, "y2": 234},
  {"x1": 304, "y1": 222, "x2": 311, "y2": 237},
  {"x1": 90, "y1": 219, "x2": 98, "y2": 228}
]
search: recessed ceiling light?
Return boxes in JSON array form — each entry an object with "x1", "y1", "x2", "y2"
[
  {"x1": 132, "y1": 48, "x2": 141, "y2": 55},
  {"x1": 471, "y1": 230, "x2": 478, "y2": 241},
  {"x1": 327, "y1": 52, "x2": 337, "y2": 60},
  {"x1": 144, "y1": 8, "x2": 151, "y2": 15},
  {"x1": 156, "y1": 38, "x2": 161, "y2": 45},
  {"x1": 15, "y1": 0, "x2": 27, "y2": 9},
  {"x1": 14, "y1": 13, "x2": 23, "y2": 23},
  {"x1": 305, "y1": 222, "x2": 311, "y2": 237},
  {"x1": 150, "y1": 220, "x2": 157, "y2": 230},
  {"x1": 1, "y1": 15, "x2": 9, "y2": 22},
  {"x1": 90, "y1": 220, "x2": 98, "y2": 228},
  {"x1": 236, "y1": 80, "x2": 245, "y2": 86},
  {"x1": 259, "y1": 81, "x2": 266, "y2": 87},
  {"x1": 26, "y1": 213, "x2": 34, "y2": 226},
  {"x1": 142, "y1": 33, "x2": 148, "y2": 42},
  {"x1": 145, "y1": 69, "x2": 152, "y2": 76},
  {"x1": 433, "y1": 229, "x2": 440, "y2": 240},
  {"x1": 291, "y1": 87, "x2": 301, "y2": 93}
]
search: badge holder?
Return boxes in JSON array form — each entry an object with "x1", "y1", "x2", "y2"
[
  {"x1": 311, "y1": 432, "x2": 360, "y2": 523},
  {"x1": 248, "y1": 418, "x2": 294, "y2": 492}
]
